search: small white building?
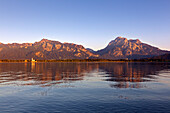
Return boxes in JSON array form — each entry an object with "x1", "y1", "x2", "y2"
[{"x1": 31, "y1": 58, "x2": 36, "y2": 62}]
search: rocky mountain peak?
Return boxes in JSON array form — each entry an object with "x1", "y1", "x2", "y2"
[
  {"x1": 115, "y1": 36, "x2": 125, "y2": 39},
  {"x1": 96, "y1": 36, "x2": 168, "y2": 59},
  {"x1": 129, "y1": 39, "x2": 141, "y2": 44},
  {"x1": 108, "y1": 37, "x2": 128, "y2": 46},
  {"x1": 108, "y1": 37, "x2": 142, "y2": 46},
  {"x1": 0, "y1": 38, "x2": 100, "y2": 60},
  {"x1": 0, "y1": 37, "x2": 169, "y2": 60},
  {"x1": 40, "y1": 38, "x2": 50, "y2": 42}
]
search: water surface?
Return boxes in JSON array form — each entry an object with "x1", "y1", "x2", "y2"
[{"x1": 0, "y1": 62, "x2": 170, "y2": 113}]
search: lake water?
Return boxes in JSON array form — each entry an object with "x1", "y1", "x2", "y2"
[{"x1": 0, "y1": 62, "x2": 170, "y2": 113}]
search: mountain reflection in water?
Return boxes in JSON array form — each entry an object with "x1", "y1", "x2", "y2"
[{"x1": 0, "y1": 62, "x2": 169, "y2": 88}]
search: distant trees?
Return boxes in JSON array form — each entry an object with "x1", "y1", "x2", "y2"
[{"x1": 0, "y1": 58, "x2": 169, "y2": 62}]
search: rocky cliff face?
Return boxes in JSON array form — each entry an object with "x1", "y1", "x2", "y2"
[
  {"x1": 96, "y1": 37, "x2": 168, "y2": 59},
  {"x1": 0, "y1": 37, "x2": 169, "y2": 60},
  {"x1": 0, "y1": 39, "x2": 99, "y2": 60}
]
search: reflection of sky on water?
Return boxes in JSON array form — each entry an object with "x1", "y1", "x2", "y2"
[{"x1": 0, "y1": 62, "x2": 170, "y2": 112}]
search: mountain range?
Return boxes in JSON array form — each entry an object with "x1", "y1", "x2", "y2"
[
  {"x1": 0, "y1": 37, "x2": 169, "y2": 60},
  {"x1": 96, "y1": 37, "x2": 169, "y2": 59}
]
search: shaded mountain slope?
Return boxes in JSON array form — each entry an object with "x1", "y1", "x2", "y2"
[{"x1": 149, "y1": 53, "x2": 170, "y2": 60}]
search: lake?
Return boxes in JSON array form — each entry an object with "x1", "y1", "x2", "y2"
[{"x1": 0, "y1": 62, "x2": 170, "y2": 113}]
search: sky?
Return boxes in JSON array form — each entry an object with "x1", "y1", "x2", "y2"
[{"x1": 0, "y1": 0, "x2": 170, "y2": 51}]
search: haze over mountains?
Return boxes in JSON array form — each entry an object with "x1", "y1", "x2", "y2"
[{"x1": 0, "y1": 37, "x2": 169, "y2": 60}]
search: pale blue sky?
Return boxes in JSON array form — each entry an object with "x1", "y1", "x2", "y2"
[{"x1": 0, "y1": 0, "x2": 170, "y2": 50}]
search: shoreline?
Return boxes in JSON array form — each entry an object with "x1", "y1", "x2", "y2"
[{"x1": 0, "y1": 59, "x2": 169, "y2": 63}]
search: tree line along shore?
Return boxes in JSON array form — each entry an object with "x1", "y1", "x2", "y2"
[{"x1": 0, "y1": 59, "x2": 169, "y2": 62}]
